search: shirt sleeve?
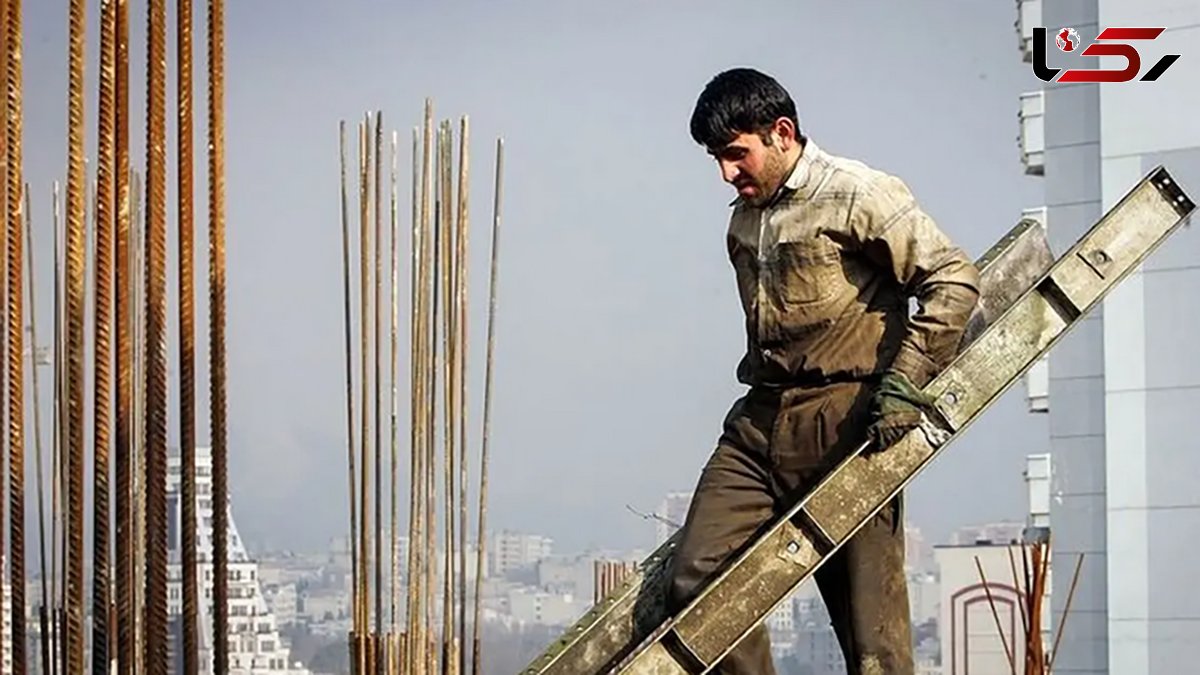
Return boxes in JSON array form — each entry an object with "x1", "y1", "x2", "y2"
[{"x1": 847, "y1": 172, "x2": 982, "y2": 388}]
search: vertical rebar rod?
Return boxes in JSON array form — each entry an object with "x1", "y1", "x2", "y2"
[
  {"x1": 389, "y1": 128, "x2": 399, "y2": 637},
  {"x1": 113, "y1": 1, "x2": 133, "y2": 671},
  {"x1": 208, "y1": 0, "x2": 230, "y2": 671},
  {"x1": 374, "y1": 109, "x2": 384, "y2": 649},
  {"x1": 143, "y1": 0, "x2": 170, "y2": 671},
  {"x1": 471, "y1": 137, "x2": 502, "y2": 675},
  {"x1": 357, "y1": 114, "x2": 371, "y2": 661},
  {"x1": 339, "y1": 118, "x2": 360, "y2": 670},
  {"x1": 2, "y1": 0, "x2": 24, "y2": 670},
  {"x1": 423, "y1": 99, "x2": 437, "y2": 675},
  {"x1": 405, "y1": 123, "x2": 422, "y2": 675},
  {"x1": 131, "y1": 168, "x2": 146, "y2": 675},
  {"x1": 177, "y1": 0, "x2": 199, "y2": 671},
  {"x1": 0, "y1": 11, "x2": 9, "y2": 672},
  {"x1": 455, "y1": 115, "x2": 469, "y2": 674},
  {"x1": 92, "y1": 0, "x2": 117, "y2": 671},
  {"x1": 438, "y1": 119, "x2": 454, "y2": 675},
  {"x1": 51, "y1": 180, "x2": 62, "y2": 675},
  {"x1": 26, "y1": 182, "x2": 53, "y2": 675},
  {"x1": 65, "y1": 0, "x2": 89, "y2": 670}
]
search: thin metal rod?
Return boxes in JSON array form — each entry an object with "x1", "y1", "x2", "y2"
[
  {"x1": 1047, "y1": 553, "x2": 1084, "y2": 674},
  {"x1": 51, "y1": 179, "x2": 63, "y2": 675},
  {"x1": 405, "y1": 123, "x2": 423, "y2": 675},
  {"x1": 177, "y1": 0, "x2": 199, "y2": 671},
  {"x1": 439, "y1": 119, "x2": 455, "y2": 675},
  {"x1": 472, "y1": 136, "x2": 503, "y2": 675},
  {"x1": 974, "y1": 556, "x2": 1016, "y2": 675},
  {"x1": 389, "y1": 127, "x2": 399, "y2": 637},
  {"x1": 357, "y1": 114, "x2": 371, "y2": 664},
  {"x1": 208, "y1": 0, "x2": 230, "y2": 671},
  {"x1": 26, "y1": 182, "x2": 53, "y2": 675},
  {"x1": 339, "y1": 118, "x2": 360, "y2": 667},
  {"x1": 423, "y1": 99, "x2": 437, "y2": 675},
  {"x1": 92, "y1": 0, "x2": 117, "y2": 671},
  {"x1": 374, "y1": 108, "x2": 384, "y2": 645},
  {"x1": 455, "y1": 115, "x2": 470, "y2": 674}
]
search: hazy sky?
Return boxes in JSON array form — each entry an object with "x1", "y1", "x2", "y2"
[{"x1": 18, "y1": 1, "x2": 1050, "y2": 555}]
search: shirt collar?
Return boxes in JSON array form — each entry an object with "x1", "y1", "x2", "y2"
[{"x1": 729, "y1": 138, "x2": 824, "y2": 208}]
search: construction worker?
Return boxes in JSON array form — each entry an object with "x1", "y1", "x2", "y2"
[{"x1": 666, "y1": 68, "x2": 981, "y2": 675}]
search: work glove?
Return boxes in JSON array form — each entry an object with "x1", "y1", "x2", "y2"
[{"x1": 866, "y1": 370, "x2": 938, "y2": 451}]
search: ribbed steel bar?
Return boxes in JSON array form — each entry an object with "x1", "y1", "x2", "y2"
[
  {"x1": 65, "y1": 0, "x2": 89, "y2": 670},
  {"x1": 472, "y1": 137, "x2": 503, "y2": 675},
  {"x1": 208, "y1": 0, "x2": 230, "y2": 671},
  {"x1": 455, "y1": 115, "x2": 469, "y2": 675},
  {"x1": 132, "y1": 167, "x2": 146, "y2": 675},
  {"x1": 177, "y1": 0, "x2": 199, "y2": 670},
  {"x1": 340, "y1": 118, "x2": 360, "y2": 669},
  {"x1": 92, "y1": 0, "x2": 117, "y2": 671},
  {"x1": 113, "y1": 0, "x2": 133, "y2": 671},
  {"x1": 5, "y1": 26, "x2": 25, "y2": 675},
  {"x1": 0, "y1": 17, "x2": 8, "y2": 665},
  {"x1": 143, "y1": 0, "x2": 170, "y2": 672}
]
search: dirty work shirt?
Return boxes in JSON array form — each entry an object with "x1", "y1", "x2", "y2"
[{"x1": 726, "y1": 140, "x2": 981, "y2": 390}]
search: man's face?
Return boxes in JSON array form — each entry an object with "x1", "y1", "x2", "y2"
[{"x1": 708, "y1": 126, "x2": 794, "y2": 207}]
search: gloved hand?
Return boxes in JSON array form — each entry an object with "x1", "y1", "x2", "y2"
[{"x1": 866, "y1": 370, "x2": 938, "y2": 450}]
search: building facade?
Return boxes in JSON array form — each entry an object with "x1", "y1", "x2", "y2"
[{"x1": 1015, "y1": 1, "x2": 1200, "y2": 672}]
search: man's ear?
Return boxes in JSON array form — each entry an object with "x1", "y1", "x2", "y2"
[{"x1": 772, "y1": 117, "x2": 799, "y2": 149}]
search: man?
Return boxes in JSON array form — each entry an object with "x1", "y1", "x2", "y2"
[{"x1": 666, "y1": 68, "x2": 981, "y2": 675}]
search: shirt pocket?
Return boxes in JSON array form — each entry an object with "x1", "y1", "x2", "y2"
[{"x1": 773, "y1": 237, "x2": 842, "y2": 306}]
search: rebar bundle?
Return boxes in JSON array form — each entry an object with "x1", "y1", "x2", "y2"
[{"x1": 340, "y1": 101, "x2": 505, "y2": 675}]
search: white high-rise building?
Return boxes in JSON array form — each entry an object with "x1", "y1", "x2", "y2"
[
  {"x1": 1015, "y1": 2, "x2": 1200, "y2": 671},
  {"x1": 167, "y1": 447, "x2": 311, "y2": 674}
]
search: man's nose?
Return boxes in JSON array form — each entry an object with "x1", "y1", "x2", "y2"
[{"x1": 719, "y1": 161, "x2": 740, "y2": 183}]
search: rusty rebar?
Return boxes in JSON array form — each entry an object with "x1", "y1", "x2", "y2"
[
  {"x1": 176, "y1": 0, "x2": 199, "y2": 670},
  {"x1": 208, "y1": 0, "x2": 230, "y2": 671},
  {"x1": 113, "y1": 1, "x2": 133, "y2": 671},
  {"x1": 91, "y1": 0, "x2": 117, "y2": 671},
  {"x1": 3, "y1": 0, "x2": 25, "y2": 670},
  {"x1": 0, "y1": 7, "x2": 9, "y2": 670},
  {"x1": 471, "y1": 136, "x2": 502, "y2": 675},
  {"x1": 143, "y1": 0, "x2": 171, "y2": 672},
  {"x1": 65, "y1": 0, "x2": 89, "y2": 670},
  {"x1": 357, "y1": 114, "x2": 372, "y2": 669}
]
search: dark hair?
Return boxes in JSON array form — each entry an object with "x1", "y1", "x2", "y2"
[{"x1": 689, "y1": 68, "x2": 802, "y2": 148}]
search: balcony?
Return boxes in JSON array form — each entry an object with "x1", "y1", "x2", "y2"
[
  {"x1": 1015, "y1": 0, "x2": 1043, "y2": 63},
  {"x1": 1019, "y1": 91, "x2": 1045, "y2": 176}
]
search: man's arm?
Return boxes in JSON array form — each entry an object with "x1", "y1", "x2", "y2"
[{"x1": 848, "y1": 173, "x2": 981, "y2": 388}]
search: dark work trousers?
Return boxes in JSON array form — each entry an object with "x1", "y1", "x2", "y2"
[{"x1": 665, "y1": 380, "x2": 913, "y2": 675}]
